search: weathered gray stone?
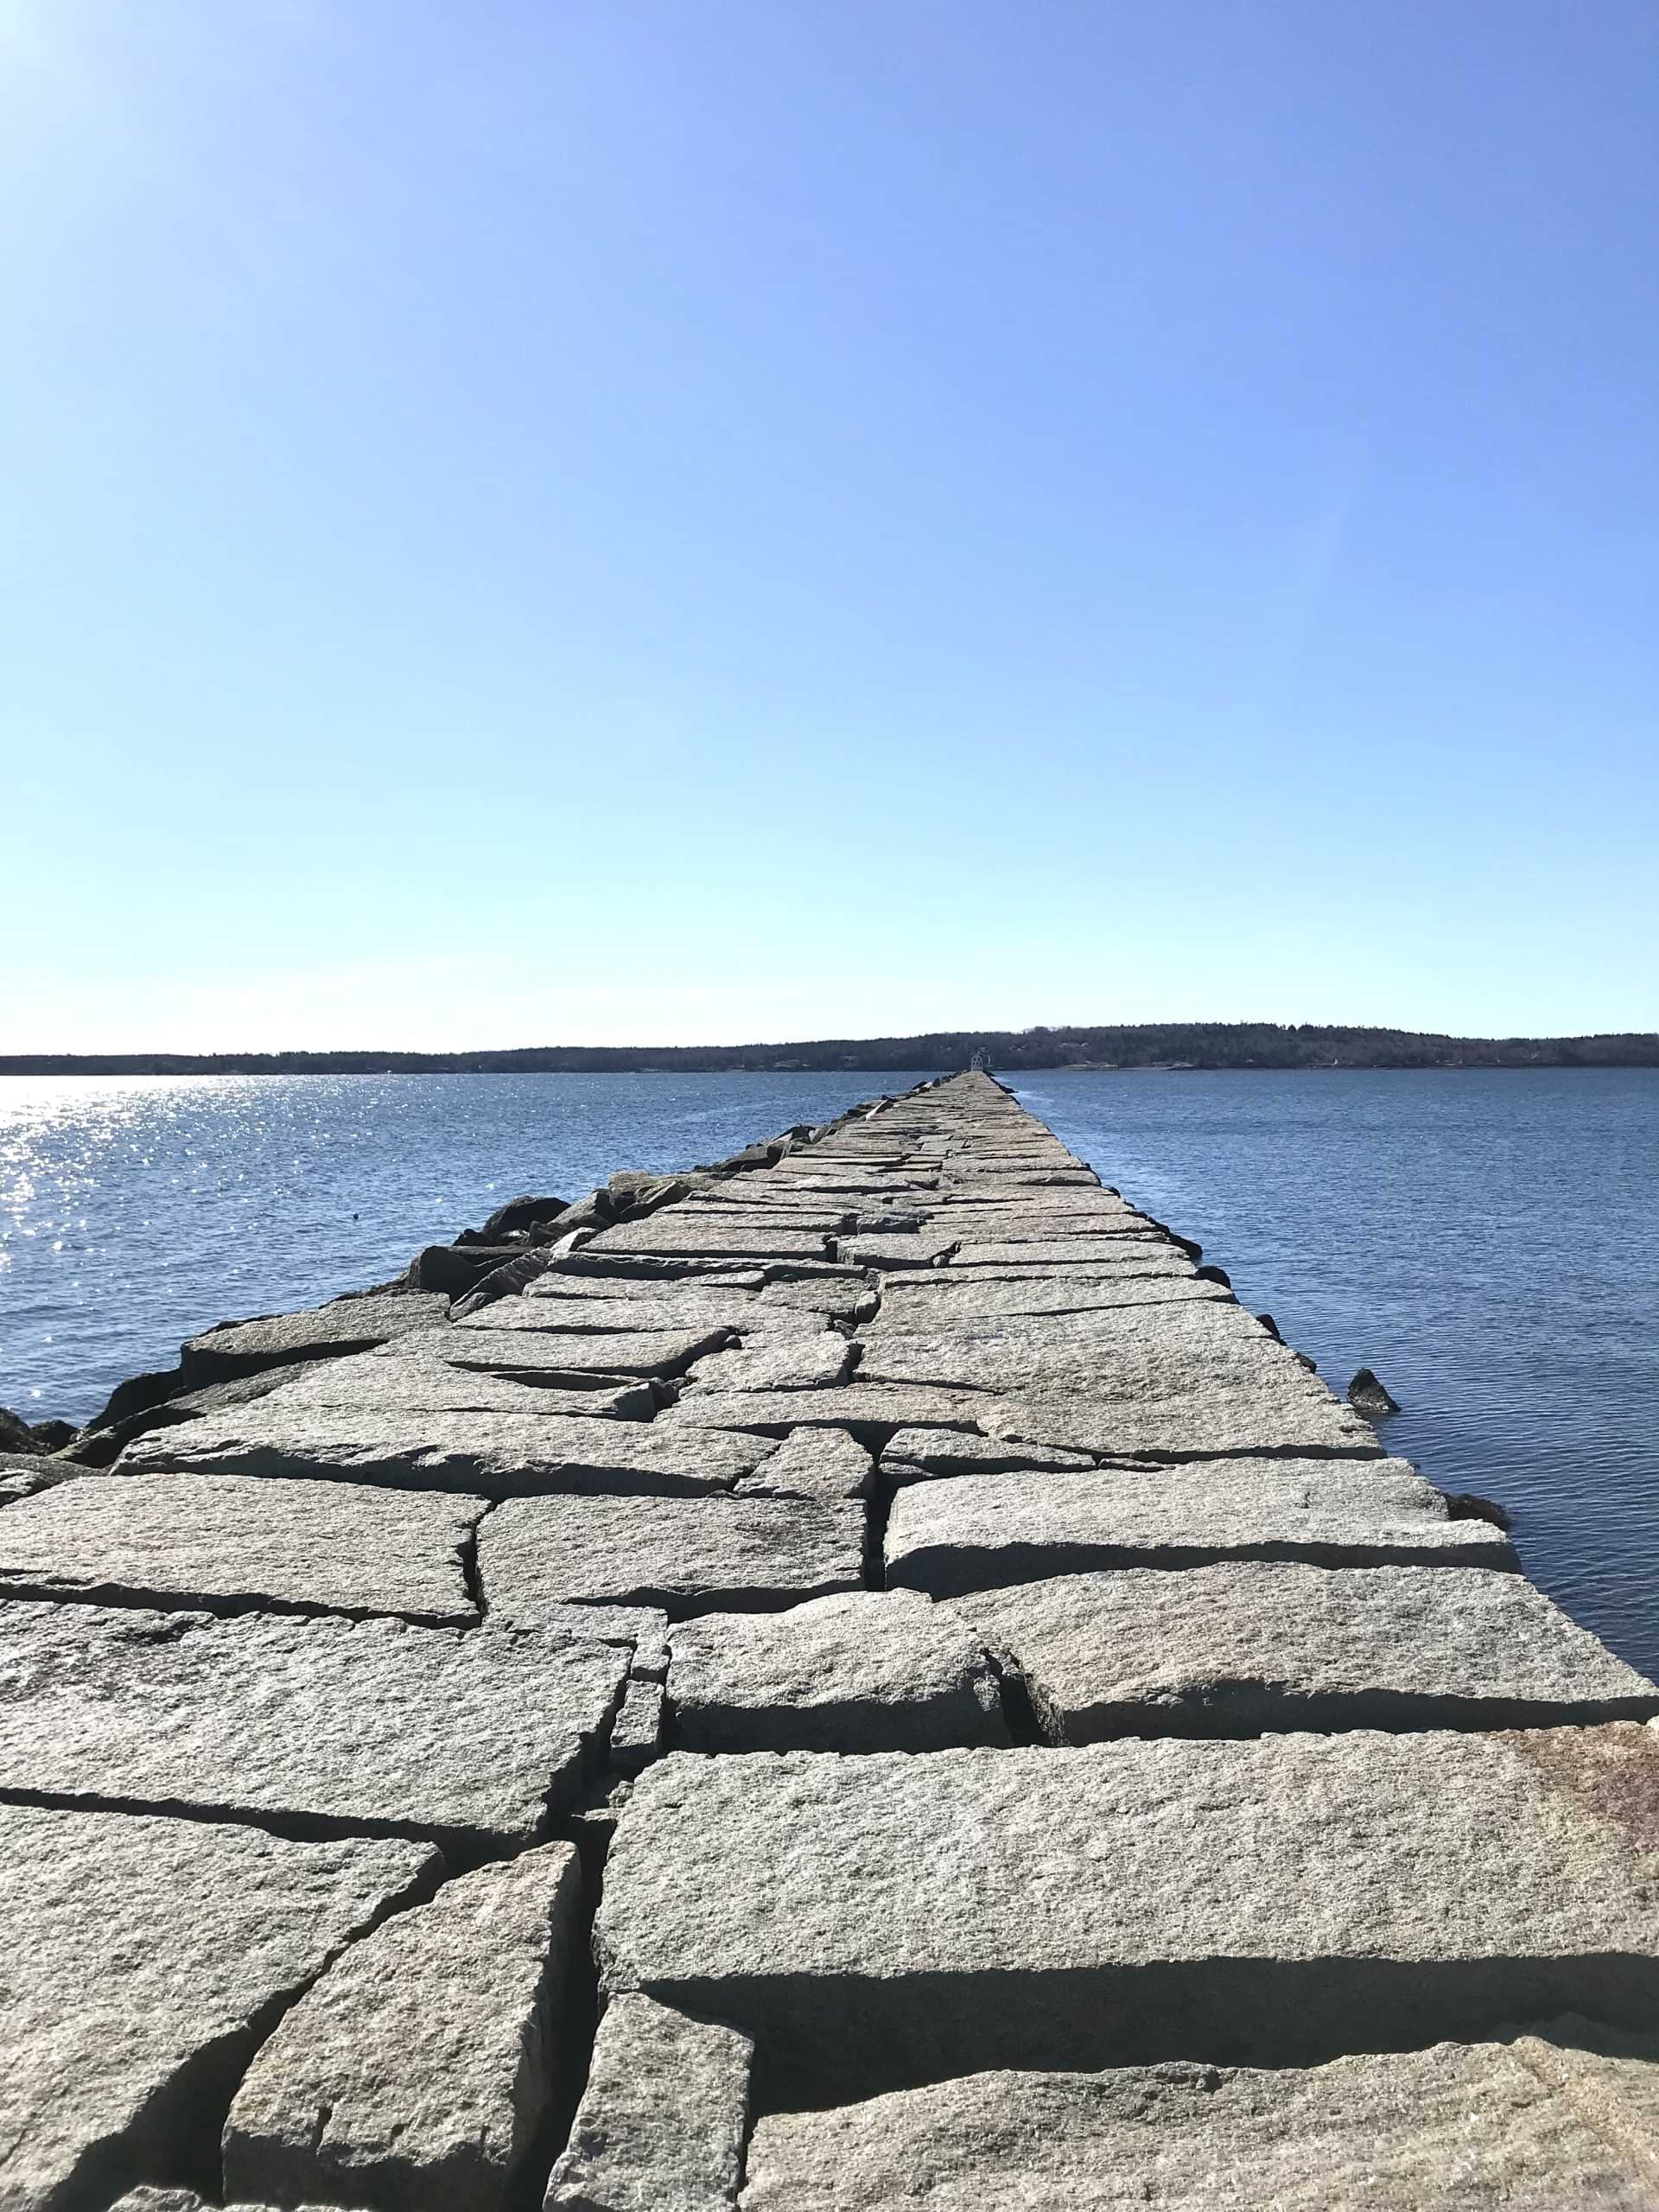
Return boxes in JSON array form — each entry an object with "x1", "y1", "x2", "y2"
[
  {"x1": 661, "y1": 1384, "x2": 987, "y2": 1442},
  {"x1": 735, "y1": 1427, "x2": 874, "y2": 1503},
  {"x1": 609, "y1": 1675, "x2": 665, "y2": 1777},
  {"x1": 267, "y1": 1351, "x2": 655, "y2": 1421},
  {"x1": 886, "y1": 1465, "x2": 1515, "y2": 1596},
  {"x1": 985, "y1": 1379, "x2": 1383, "y2": 1459},
  {"x1": 872, "y1": 1272, "x2": 1227, "y2": 1326},
  {"x1": 857, "y1": 1302, "x2": 1316, "y2": 1398},
  {"x1": 839, "y1": 1231, "x2": 962, "y2": 1268},
  {"x1": 598, "y1": 1727, "x2": 1659, "y2": 2100},
  {"x1": 481, "y1": 1494, "x2": 864, "y2": 1621},
  {"x1": 180, "y1": 1294, "x2": 451, "y2": 1382},
  {"x1": 0, "y1": 1470, "x2": 481, "y2": 1623},
  {"x1": 739, "y1": 2032, "x2": 1659, "y2": 2209},
  {"x1": 581, "y1": 1221, "x2": 835, "y2": 1262},
  {"x1": 668, "y1": 1592, "x2": 1007, "y2": 1752},
  {"x1": 546, "y1": 1995, "x2": 753, "y2": 2212},
  {"x1": 447, "y1": 1320, "x2": 735, "y2": 1375},
  {"x1": 951, "y1": 1563, "x2": 1659, "y2": 1739},
  {"x1": 950, "y1": 1239, "x2": 1186, "y2": 1269},
  {"x1": 119, "y1": 1410, "x2": 772, "y2": 1499},
  {"x1": 0, "y1": 1603, "x2": 629, "y2": 1846},
  {"x1": 683, "y1": 1333, "x2": 854, "y2": 1393},
  {"x1": 3, "y1": 1801, "x2": 434, "y2": 2212},
  {"x1": 225, "y1": 1845, "x2": 581, "y2": 2212},
  {"x1": 880, "y1": 1429, "x2": 1095, "y2": 1481}
]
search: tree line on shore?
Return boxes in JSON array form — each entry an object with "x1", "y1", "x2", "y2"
[{"x1": 4, "y1": 1024, "x2": 1657, "y2": 1076}]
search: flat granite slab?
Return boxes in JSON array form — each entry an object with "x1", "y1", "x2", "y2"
[
  {"x1": 0, "y1": 1602, "x2": 629, "y2": 1848},
  {"x1": 118, "y1": 1410, "x2": 773, "y2": 1499},
  {"x1": 0, "y1": 1470, "x2": 483, "y2": 1624},
  {"x1": 667, "y1": 1592, "x2": 1008, "y2": 1753},
  {"x1": 579, "y1": 1222, "x2": 836, "y2": 1263},
  {"x1": 886, "y1": 1465, "x2": 1514, "y2": 1595},
  {"x1": 949, "y1": 1239, "x2": 1192, "y2": 1269},
  {"x1": 264, "y1": 1353, "x2": 654, "y2": 1421},
  {"x1": 856, "y1": 1303, "x2": 1316, "y2": 1398},
  {"x1": 683, "y1": 1334, "x2": 855, "y2": 1393},
  {"x1": 662, "y1": 1384, "x2": 988, "y2": 1442},
  {"x1": 3, "y1": 1800, "x2": 435, "y2": 2212},
  {"x1": 395, "y1": 1321, "x2": 736, "y2": 1374},
  {"x1": 735, "y1": 1428, "x2": 874, "y2": 1503},
  {"x1": 739, "y1": 2033, "x2": 1659, "y2": 2210},
  {"x1": 181, "y1": 1294, "x2": 452, "y2": 1382},
  {"x1": 983, "y1": 1379, "x2": 1382, "y2": 1461},
  {"x1": 547, "y1": 1994, "x2": 753, "y2": 2212},
  {"x1": 871, "y1": 1273, "x2": 1227, "y2": 1326},
  {"x1": 225, "y1": 1844, "x2": 581, "y2": 2212},
  {"x1": 597, "y1": 1727, "x2": 1659, "y2": 2100},
  {"x1": 950, "y1": 1563, "x2": 1658, "y2": 1739},
  {"x1": 480, "y1": 1494, "x2": 865, "y2": 1622}
]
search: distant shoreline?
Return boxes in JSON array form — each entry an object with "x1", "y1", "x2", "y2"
[{"x1": 3, "y1": 1024, "x2": 1656, "y2": 1077}]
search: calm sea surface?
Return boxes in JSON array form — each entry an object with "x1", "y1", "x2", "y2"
[{"x1": 3, "y1": 1067, "x2": 1657, "y2": 1675}]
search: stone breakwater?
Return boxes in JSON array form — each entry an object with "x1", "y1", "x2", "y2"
[{"x1": 6, "y1": 1071, "x2": 1659, "y2": 2209}]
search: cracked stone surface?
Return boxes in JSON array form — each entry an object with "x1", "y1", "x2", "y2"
[
  {"x1": 739, "y1": 2033, "x2": 1659, "y2": 2209},
  {"x1": 886, "y1": 1464, "x2": 1515, "y2": 1595},
  {"x1": 546, "y1": 1994, "x2": 753, "y2": 2212},
  {"x1": 0, "y1": 1602, "x2": 628, "y2": 1845},
  {"x1": 667, "y1": 1591, "x2": 1007, "y2": 1752},
  {"x1": 879, "y1": 1429, "x2": 1096, "y2": 1481},
  {"x1": 264, "y1": 1351, "x2": 656, "y2": 1421},
  {"x1": 118, "y1": 1410, "x2": 772, "y2": 1498},
  {"x1": 225, "y1": 1844, "x2": 582, "y2": 2212},
  {"x1": 872, "y1": 1272, "x2": 1228, "y2": 1326},
  {"x1": 3, "y1": 1800, "x2": 435, "y2": 2212},
  {"x1": 734, "y1": 1427, "x2": 874, "y2": 1503},
  {"x1": 984, "y1": 1378, "x2": 1383, "y2": 1460},
  {"x1": 180, "y1": 1294, "x2": 452, "y2": 1382},
  {"x1": 683, "y1": 1332, "x2": 855, "y2": 1393},
  {"x1": 950, "y1": 1563, "x2": 1659, "y2": 1738},
  {"x1": 481, "y1": 1493, "x2": 865, "y2": 1621},
  {"x1": 598, "y1": 1728, "x2": 1659, "y2": 2099},
  {"x1": 661, "y1": 1383, "x2": 988, "y2": 1441},
  {"x1": 0, "y1": 1469, "x2": 483, "y2": 1623}
]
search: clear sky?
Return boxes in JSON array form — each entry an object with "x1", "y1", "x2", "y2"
[{"x1": 3, "y1": 1, "x2": 1656, "y2": 1051}]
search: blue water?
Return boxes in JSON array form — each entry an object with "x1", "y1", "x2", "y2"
[{"x1": 3, "y1": 1067, "x2": 1657, "y2": 1676}]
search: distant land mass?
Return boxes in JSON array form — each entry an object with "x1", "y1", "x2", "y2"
[{"x1": 4, "y1": 1025, "x2": 1658, "y2": 1075}]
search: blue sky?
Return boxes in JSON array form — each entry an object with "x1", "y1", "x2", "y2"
[{"x1": 3, "y1": 0, "x2": 1656, "y2": 1050}]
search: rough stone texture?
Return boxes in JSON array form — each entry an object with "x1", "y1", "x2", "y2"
[
  {"x1": 667, "y1": 1592, "x2": 1008, "y2": 1753},
  {"x1": 119, "y1": 1410, "x2": 772, "y2": 1499},
  {"x1": 481, "y1": 1494, "x2": 865, "y2": 1621},
  {"x1": 0, "y1": 1470, "x2": 481, "y2": 1623},
  {"x1": 546, "y1": 1995, "x2": 753, "y2": 2212},
  {"x1": 598, "y1": 1728, "x2": 1659, "y2": 2100},
  {"x1": 880, "y1": 1429, "x2": 1096, "y2": 1481},
  {"x1": 3, "y1": 1801, "x2": 435, "y2": 2212},
  {"x1": 859, "y1": 1302, "x2": 1323, "y2": 1397},
  {"x1": 950, "y1": 1239, "x2": 1192, "y2": 1269},
  {"x1": 873, "y1": 1272, "x2": 1227, "y2": 1325},
  {"x1": 0, "y1": 1603, "x2": 629, "y2": 1846},
  {"x1": 268, "y1": 1352, "x2": 655, "y2": 1421},
  {"x1": 735, "y1": 1427, "x2": 874, "y2": 1503},
  {"x1": 684, "y1": 1333, "x2": 853, "y2": 1394},
  {"x1": 887, "y1": 1464, "x2": 1515, "y2": 1596},
  {"x1": 739, "y1": 2033, "x2": 1659, "y2": 2209},
  {"x1": 440, "y1": 1325, "x2": 733, "y2": 1377},
  {"x1": 661, "y1": 1384, "x2": 988, "y2": 1442},
  {"x1": 580, "y1": 1221, "x2": 835, "y2": 1262},
  {"x1": 609, "y1": 1675, "x2": 665, "y2": 1777},
  {"x1": 951, "y1": 1563, "x2": 1658, "y2": 1739},
  {"x1": 225, "y1": 1845, "x2": 582, "y2": 2212},
  {"x1": 839, "y1": 1231, "x2": 963, "y2": 1268},
  {"x1": 180, "y1": 1294, "x2": 451, "y2": 1382},
  {"x1": 986, "y1": 1378, "x2": 1384, "y2": 1460}
]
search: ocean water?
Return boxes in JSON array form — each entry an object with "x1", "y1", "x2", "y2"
[{"x1": 3, "y1": 1066, "x2": 1657, "y2": 1675}]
